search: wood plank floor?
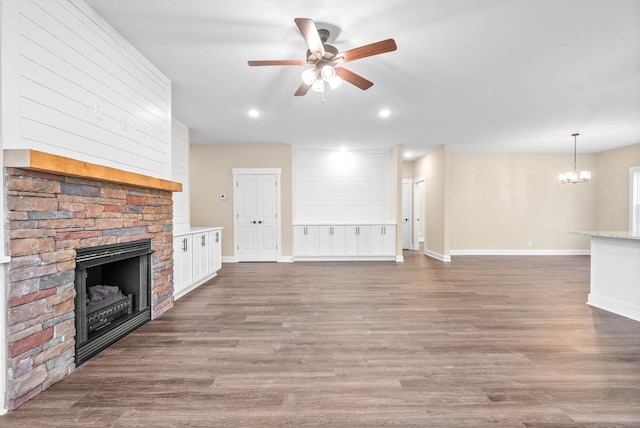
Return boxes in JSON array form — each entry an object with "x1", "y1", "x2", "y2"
[{"x1": 3, "y1": 251, "x2": 640, "y2": 427}]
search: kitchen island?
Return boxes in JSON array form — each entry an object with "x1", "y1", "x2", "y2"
[{"x1": 573, "y1": 231, "x2": 640, "y2": 322}]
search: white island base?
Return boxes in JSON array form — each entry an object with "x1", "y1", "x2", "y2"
[{"x1": 577, "y1": 232, "x2": 640, "y2": 322}]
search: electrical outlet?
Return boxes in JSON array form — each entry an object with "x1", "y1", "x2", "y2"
[
  {"x1": 94, "y1": 104, "x2": 102, "y2": 120},
  {"x1": 527, "y1": 240, "x2": 533, "y2": 247}
]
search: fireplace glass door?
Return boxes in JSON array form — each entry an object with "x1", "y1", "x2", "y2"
[{"x1": 74, "y1": 240, "x2": 152, "y2": 365}]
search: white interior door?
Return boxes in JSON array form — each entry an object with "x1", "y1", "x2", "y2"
[
  {"x1": 402, "y1": 179, "x2": 412, "y2": 249},
  {"x1": 236, "y1": 175, "x2": 259, "y2": 261},
  {"x1": 233, "y1": 169, "x2": 280, "y2": 262},
  {"x1": 413, "y1": 177, "x2": 425, "y2": 251},
  {"x1": 256, "y1": 174, "x2": 278, "y2": 261}
]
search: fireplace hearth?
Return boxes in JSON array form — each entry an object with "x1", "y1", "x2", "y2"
[{"x1": 74, "y1": 240, "x2": 153, "y2": 365}]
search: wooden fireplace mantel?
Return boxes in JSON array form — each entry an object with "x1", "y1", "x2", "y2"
[{"x1": 4, "y1": 149, "x2": 182, "y2": 192}]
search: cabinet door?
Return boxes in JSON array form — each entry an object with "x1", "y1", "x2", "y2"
[
  {"x1": 357, "y1": 226, "x2": 372, "y2": 256},
  {"x1": 372, "y1": 226, "x2": 396, "y2": 256},
  {"x1": 173, "y1": 235, "x2": 193, "y2": 295},
  {"x1": 345, "y1": 226, "x2": 358, "y2": 256},
  {"x1": 293, "y1": 226, "x2": 306, "y2": 256},
  {"x1": 212, "y1": 230, "x2": 222, "y2": 272},
  {"x1": 318, "y1": 226, "x2": 333, "y2": 256},
  {"x1": 193, "y1": 232, "x2": 209, "y2": 281},
  {"x1": 346, "y1": 226, "x2": 372, "y2": 256},
  {"x1": 330, "y1": 226, "x2": 346, "y2": 256},
  {"x1": 294, "y1": 226, "x2": 319, "y2": 256},
  {"x1": 384, "y1": 226, "x2": 396, "y2": 256}
]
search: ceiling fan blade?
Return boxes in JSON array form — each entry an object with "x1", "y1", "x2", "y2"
[
  {"x1": 335, "y1": 67, "x2": 374, "y2": 90},
  {"x1": 248, "y1": 60, "x2": 307, "y2": 66},
  {"x1": 294, "y1": 18, "x2": 325, "y2": 59},
  {"x1": 294, "y1": 82, "x2": 311, "y2": 96},
  {"x1": 338, "y1": 39, "x2": 397, "y2": 63}
]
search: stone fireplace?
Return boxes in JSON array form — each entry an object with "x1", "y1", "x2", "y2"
[{"x1": 4, "y1": 150, "x2": 180, "y2": 410}]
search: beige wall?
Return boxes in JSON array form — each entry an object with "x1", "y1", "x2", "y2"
[
  {"x1": 402, "y1": 161, "x2": 415, "y2": 179},
  {"x1": 189, "y1": 144, "x2": 293, "y2": 258},
  {"x1": 413, "y1": 145, "x2": 450, "y2": 257},
  {"x1": 189, "y1": 141, "x2": 640, "y2": 259},
  {"x1": 450, "y1": 153, "x2": 597, "y2": 250},
  {"x1": 595, "y1": 143, "x2": 640, "y2": 230},
  {"x1": 390, "y1": 145, "x2": 403, "y2": 257}
]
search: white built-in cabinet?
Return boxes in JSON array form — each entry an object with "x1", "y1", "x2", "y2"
[
  {"x1": 293, "y1": 226, "x2": 320, "y2": 257},
  {"x1": 346, "y1": 225, "x2": 373, "y2": 256},
  {"x1": 319, "y1": 226, "x2": 346, "y2": 256},
  {"x1": 372, "y1": 225, "x2": 396, "y2": 256},
  {"x1": 173, "y1": 227, "x2": 223, "y2": 300},
  {"x1": 293, "y1": 223, "x2": 396, "y2": 261}
]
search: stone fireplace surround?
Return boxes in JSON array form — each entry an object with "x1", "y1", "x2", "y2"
[{"x1": 3, "y1": 150, "x2": 181, "y2": 410}]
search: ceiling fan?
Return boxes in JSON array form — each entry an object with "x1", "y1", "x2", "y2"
[{"x1": 247, "y1": 18, "x2": 397, "y2": 96}]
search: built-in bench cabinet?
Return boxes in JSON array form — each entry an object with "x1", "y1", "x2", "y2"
[
  {"x1": 173, "y1": 227, "x2": 223, "y2": 299},
  {"x1": 294, "y1": 223, "x2": 397, "y2": 261}
]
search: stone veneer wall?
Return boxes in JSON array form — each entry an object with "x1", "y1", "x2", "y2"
[{"x1": 4, "y1": 167, "x2": 175, "y2": 410}]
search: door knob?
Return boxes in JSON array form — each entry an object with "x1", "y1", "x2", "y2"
[
  {"x1": 252, "y1": 221, "x2": 257, "y2": 224},
  {"x1": 258, "y1": 221, "x2": 263, "y2": 224}
]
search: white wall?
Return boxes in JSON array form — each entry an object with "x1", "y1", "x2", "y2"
[
  {"x1": 294, "y1": 149, "x2": 391, "y2": 221},
  {"x1": 0, "y1": 1, "x2": 6, "y2": 413},
  {"x1": 2, "y1": 0, "x2": 172, "y2": 179},
  {"x1": 172, "y1": 117, "x2": 190, "y2": 232}
]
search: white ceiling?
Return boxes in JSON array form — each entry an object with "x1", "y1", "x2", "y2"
[{"x1": 85, "y1": 0, "x2": 640, "y2": 159}]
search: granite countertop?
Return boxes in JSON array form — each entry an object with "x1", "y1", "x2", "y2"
[{"x1": 572, "y1": 231, "x2": 640, "y2": 240}]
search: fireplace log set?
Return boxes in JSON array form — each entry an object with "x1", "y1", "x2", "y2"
[{"x1": 74, "y1": 240, "x2": 153, "y2": 365}]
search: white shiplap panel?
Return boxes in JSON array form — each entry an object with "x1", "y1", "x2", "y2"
[
  {"x1": 20, "y1": 96, "x2": 167, "y2": 171},
  {"x1": 21, "y1": 0, "x2": 168, "y2": 109},
  {"x1": 172, "y1": 118, "x2": 190, "y2": 229},
  {"x1": 294, "y1": 150, "x2": 391, "y2": 222},
  {"x1": 20, "y1": 54, "x2": 168, "y2": 150},
  {"x1": 20, "y1": 51, "x2": 168, "y2": 144},
  {"x1": 55, "y1": 0, "x2": 168, "y2": 98},
  {"x1": 19, "y1": 15, "x2": 168, "y2": 129},
  {"x1": 3, "y1": 0, "x2": 172, "y2": 179},
  {"x1": 20, "y1": 76, "x2": 167, "y2": 161},
  {"x1": 21, "y1": 117, "x2": 166, "y2": 177}
]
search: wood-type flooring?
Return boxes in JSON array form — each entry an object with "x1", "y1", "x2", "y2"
[{"x1": 3, "y1": 251, "x2": 640, "y2": 427}]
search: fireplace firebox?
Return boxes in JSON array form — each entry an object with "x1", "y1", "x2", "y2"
[{"x1": 74, "y1": 240, "x2": 153, "y2": 365}]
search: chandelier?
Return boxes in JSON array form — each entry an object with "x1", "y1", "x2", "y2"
[{"x1": 559, "y1": 133, "x2": 591, "y2": 184}]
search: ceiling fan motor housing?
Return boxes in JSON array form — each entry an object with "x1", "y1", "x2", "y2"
[{"x1": 306, "y1": 44, "x2": 339, "y2": 63}]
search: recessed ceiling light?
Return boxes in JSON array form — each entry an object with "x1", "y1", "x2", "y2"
[
  {"x1": 379, "y1": 108, "x2": 391, "y2": 118},
  {"x1": 404, "y1": 152, "x2": 413, "y2": 159},
  {"x1": 248, "y1": 109, "x2": 260, "y2": 118}
]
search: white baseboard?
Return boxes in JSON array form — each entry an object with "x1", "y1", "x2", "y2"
[
  {"x1": 424, "y1": 249, "x2": 451, "y2": 262},
  {"x1": 588, "y1": 293, "x2": 640, "y2": 323},
  {"x1": 221, "y1": 256, "x2": 237, "y2": 263},
  {"x1": 395, "y1": 255, "x2": 404, "y2": 263},
  {"x1": 293, "y1": 256, "x2": 397, "y2": 262},
  {"x1": 278, "y1": 256, "x2": 294, "y2": 263},
  {"x1": 449, "y1": 249, "x2": 591, "y2": 256}
]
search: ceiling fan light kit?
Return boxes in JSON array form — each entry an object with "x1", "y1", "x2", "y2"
[{"x1": 248, "y1": 18, "x2": 397, "y2": 96}]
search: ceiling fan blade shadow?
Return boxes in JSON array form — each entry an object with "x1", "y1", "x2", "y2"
[
  {"x1": 335, "y1": 67, "x2": 373, "y2": 90},
  {"x1": 248, "y1": 60, "x2": 308, "y2": 66},
  {"x1": 294, "y1": 18, "x2": 325, "y2": 58},
  {"x1": 339, "y1": 39, "x2": 397, "y2": 63},
  {"x1": 294, "y1": 82, "x2": 311, "y2": 96}
]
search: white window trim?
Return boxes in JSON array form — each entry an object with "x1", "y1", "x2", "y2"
[{"x1": 629, "y1": 166, "x2": 640, "y2": 233}]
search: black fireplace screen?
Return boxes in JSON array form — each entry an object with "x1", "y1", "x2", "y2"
[{"x1": 74, "y1": 240, "x2": 153, "y2": 365}]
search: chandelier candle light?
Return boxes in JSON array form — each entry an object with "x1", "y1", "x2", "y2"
[{"x1": 559, "y1": 133, "x2": 591, "y2": 184}]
